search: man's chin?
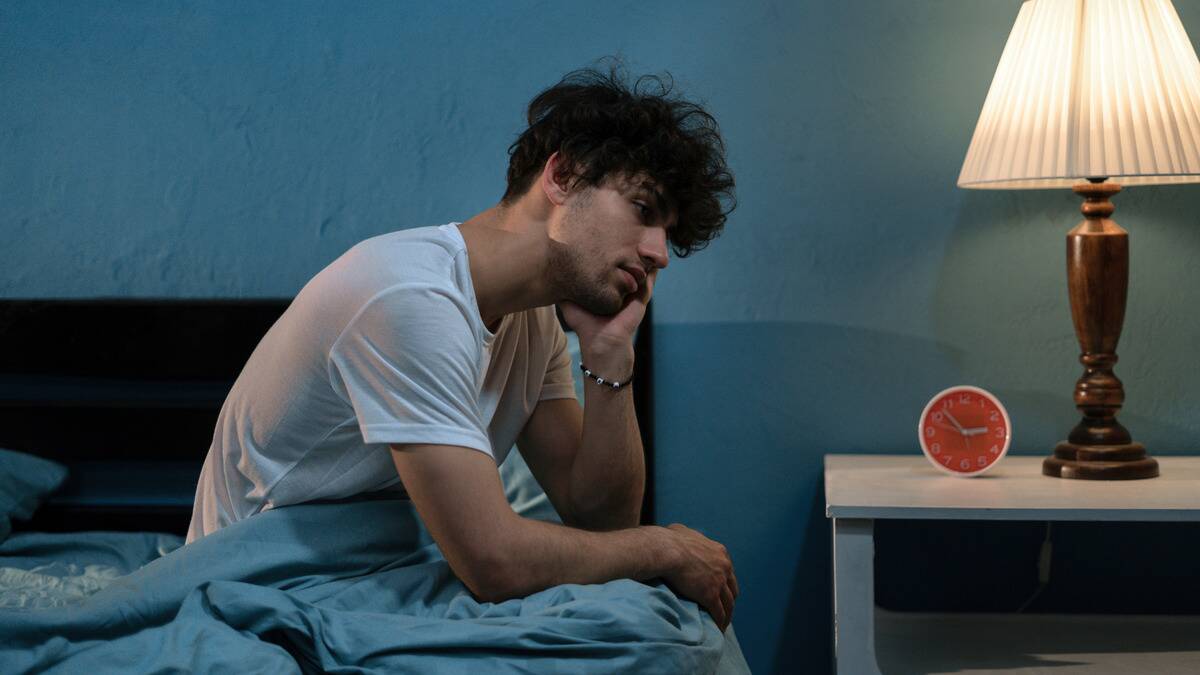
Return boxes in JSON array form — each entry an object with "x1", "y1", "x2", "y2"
[{"x1": 577, "y1": 290, "x2": 624, "y2": 316}]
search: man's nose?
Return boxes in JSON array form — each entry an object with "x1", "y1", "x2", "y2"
[{"x1": 639, "y1": 227, "x2": 669, "y2": 270}]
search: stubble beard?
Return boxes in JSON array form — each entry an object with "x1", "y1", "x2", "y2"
[
  {"x1": 550, "y1": 200, "x2": 624, "y2": 316},
  {"x1": 549, "y1": 244, "x2": 624, "y2": 316}
]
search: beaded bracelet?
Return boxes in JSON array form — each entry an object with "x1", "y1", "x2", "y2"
[{"x1": 578, "y1": 362, "x2": 633, "y2": 390}]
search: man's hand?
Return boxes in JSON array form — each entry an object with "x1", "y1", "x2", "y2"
[
  {"x1": 560, "y1": 269, "x2": 657, "y2": 370},
  {"x1": 661, "y1": 523, "x2": 739, "y2": 632}
]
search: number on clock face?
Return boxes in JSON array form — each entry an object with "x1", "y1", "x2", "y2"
[{"x1": 918, "y1": 386, "x2": 1011, "y2": 477}]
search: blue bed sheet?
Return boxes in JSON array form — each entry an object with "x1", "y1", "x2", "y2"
[{"x1": 0, "y1": 498, "x2": 749, "y2": 674}]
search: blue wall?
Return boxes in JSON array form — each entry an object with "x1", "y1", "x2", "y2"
[{"x1": 7, "y1": 2, "x2": 1200, "y2": 672}]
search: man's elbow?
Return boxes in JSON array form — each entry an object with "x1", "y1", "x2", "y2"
[
  {"x1": 456, "y1": 548, "x2": 524, "y2": 604},
  {"x1": 458, "y1": 559, "x2": 516, "y2": 600}
]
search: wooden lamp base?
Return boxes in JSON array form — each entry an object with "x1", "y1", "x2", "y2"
[
  {"x1": 1045, "y1": 442, "x2": 1159, "y2": 479},
  {"x1": 1043, "y1": 181, "x2": 1159, "y2": 480}
]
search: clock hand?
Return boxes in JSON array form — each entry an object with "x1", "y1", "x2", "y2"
[
  {"x1": 963, "y1": 427, "x2": 989, "y2": 436},
  {"x1": 933, "y1": 420, "x2": 963, "y2": 435},
  {"x1": 943, "y1": 410, "x2": 967, "y2": 433}
]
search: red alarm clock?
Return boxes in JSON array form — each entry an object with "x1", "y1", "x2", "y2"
[{"x1": 918, "y1": 385, "x2": 1011, "y2": 477}]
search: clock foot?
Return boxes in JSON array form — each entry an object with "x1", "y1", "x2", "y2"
[{"x1": 1043, "y1": 442, "x2": 1158, "y2": 480}]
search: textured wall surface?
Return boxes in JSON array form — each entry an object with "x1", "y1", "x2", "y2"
[{"x1": 6, "y1": 1, "x2": 1200, "y2": 672}]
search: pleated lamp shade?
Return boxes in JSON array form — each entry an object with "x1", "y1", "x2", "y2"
[{"x1": 959, "y1": 0, "x2": 1200, "y2": 189}]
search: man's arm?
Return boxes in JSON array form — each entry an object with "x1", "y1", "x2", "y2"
[
  {"x1": 526, "y1": 270, "x2": 658, "y2": 530},
  {"x1": 516, "y1": 372, "x2": 644, "y2": 531},
  {"x1": 389, "y1": 443, "x2": 738, "y2": 631}
]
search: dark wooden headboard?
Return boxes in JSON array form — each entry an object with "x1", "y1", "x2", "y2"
[{"x1": 0, "y1": 299, "x2": 654, "y2": 535}]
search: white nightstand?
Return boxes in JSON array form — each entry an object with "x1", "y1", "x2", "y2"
[{"x1": 825, "y1": 454, "x2": 1200, "y2": 675}]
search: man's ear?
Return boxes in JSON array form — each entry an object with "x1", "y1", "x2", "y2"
[{"x1": 540, "y1": 152, "x2": 572, "y2": 206}]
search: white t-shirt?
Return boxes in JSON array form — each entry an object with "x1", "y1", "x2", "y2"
[{"x1": 186, "y1": 223, "x2": 577, "y2": 543}]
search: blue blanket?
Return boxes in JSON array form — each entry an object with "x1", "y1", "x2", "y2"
[{"x1": 0, "y1": 498, "x2": 735, "y2": 674}]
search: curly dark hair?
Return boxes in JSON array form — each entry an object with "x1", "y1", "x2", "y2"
[{"x1": 502, "y1": 62, "x2": 736, "y2": 258}]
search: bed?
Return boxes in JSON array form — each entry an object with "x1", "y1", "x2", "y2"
[{"x1": 0, "y1": 299, "x2": 750, "y2": 674}]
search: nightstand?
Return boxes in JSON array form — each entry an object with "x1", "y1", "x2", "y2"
[{"x1": 825, "y1": 454, "x2": 1200, "y2": 674}]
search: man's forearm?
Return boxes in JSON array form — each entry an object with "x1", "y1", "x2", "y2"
[
  {"x1": 467, "y1": 508, "x2": 735, "y2": 634},
  {"x1": 569, "y1": 344, "x2": 645, "y2": 530},
  {"x1": 476, "y1": 515, "x2": 674, "y2": 602}
]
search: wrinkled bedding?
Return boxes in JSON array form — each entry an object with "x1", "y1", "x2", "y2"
[
  {"x1": 0, "y1": 497, "x2": 749, "y2": 674},
  {"x1": 0, "y1": 530, "x2": 180, "y2": 610}
]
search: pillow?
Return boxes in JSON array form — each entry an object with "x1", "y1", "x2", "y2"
[{"x1": 0, "y1": 448, "x2": 68, "y2": 541}]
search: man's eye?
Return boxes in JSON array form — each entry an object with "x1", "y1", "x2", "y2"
[{"x1": 633, "y1": 202, "x2": 649, "y2": 217}]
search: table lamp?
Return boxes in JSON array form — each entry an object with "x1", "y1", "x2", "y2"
[{"x1": 958, "y1": 0, "x2": 1200, "y2": 479}]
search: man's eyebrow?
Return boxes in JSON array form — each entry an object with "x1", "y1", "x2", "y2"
[{"x1": 635, "y1": 184, "x2": 671, "y2": 222}]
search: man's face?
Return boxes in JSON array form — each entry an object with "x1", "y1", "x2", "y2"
[{"x1": 549, "y1": 173, "x2": 674, "y2": 315}]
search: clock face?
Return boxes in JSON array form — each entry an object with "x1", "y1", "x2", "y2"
[{"x1": 918, "y1": 385, "x2": 1011, "y2": 477}]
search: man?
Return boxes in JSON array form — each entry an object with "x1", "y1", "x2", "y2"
[{"x1": 187, "y1": 65, "x2": 739, "y2": 631}]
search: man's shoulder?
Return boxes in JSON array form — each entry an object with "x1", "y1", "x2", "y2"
[
  {"x1": 292, "y1": 223, "x2": 478, "y2": 337},
  {"x1": 326, "y1": 223, "x2": 470, "y2": 294},
  {"x1": 350, "y1": 223, "x2": 465, "y2": 264}
]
